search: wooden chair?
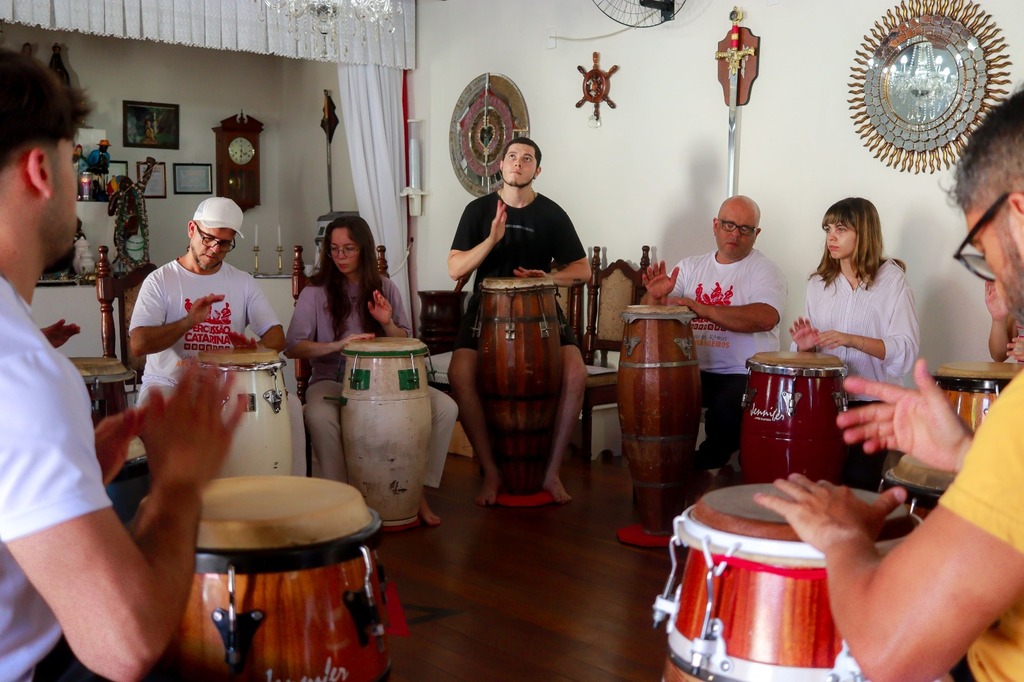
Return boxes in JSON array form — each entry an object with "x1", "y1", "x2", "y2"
[
  {"x1": 290, "y1": 243, "x2": 391, "y2": 404},
  {"x1": 578, "y1": 245, "x2": 650, "y2": 460},
  {"x1": 95, "y1": 245, "x2": 156, "y2": 381}
]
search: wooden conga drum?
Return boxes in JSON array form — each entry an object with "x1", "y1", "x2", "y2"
[
  {"x1": 475, "y1": 277, "x2": 562, "y2": 495},
  {"x1": 341, "y1": 338, "x2": 431, "y2": 528},
  {"x1": 740, "y1": 352, "x2": 849, "y2": 485},
  {"x1": 656, "y1": 484, "x2": 914, "y2": 681},
  {"x1": 617, "y1": 305, "x2": 702, "y2": 535},
  {"x1": 70, "y1": 357, "x2": 134, "y2": 425},
  {"x1": 933, "y1": 361, "x2": 1023, "y2": 431},
  {"x1": 166, "y1": 477, "x2": 389, "y2": 681},
  {"x1": 881, "y1": 454, "x2": 956, "y2": 518},
  {"x1": 197, "y1": 348, "x2": 292, "y2": 478},
  {"x1": 417, "y1": 290, "x2": 467, "y2": 355}
]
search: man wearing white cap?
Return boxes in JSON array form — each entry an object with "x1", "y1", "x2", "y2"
[{"x1": 130, "y1": 197, "x2": 306, "y2": 474}]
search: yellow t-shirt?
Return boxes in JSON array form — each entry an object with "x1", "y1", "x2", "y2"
[{"x1": 940, "y1": 374, "x2": 1024, "y2": 681}]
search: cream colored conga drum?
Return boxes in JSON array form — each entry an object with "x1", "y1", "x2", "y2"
[
  {"x1": 197, "y1": 348, "x2": 291, "y2": 478},
  {"x1": 70, "y1": 357, "x2": 135, "y2": 425},
  {"x1": 475, "y1": 277, "x2": 562, "y2": 494},
  {"x1": 933, "y1": 361, "x2": 1023, "y2": 431},
  {"x1": 341, "y1": 338, "x2": 431, "y2": 528},
  {"x1": 166, "y1": 476, "x2": 390, "y2": 681}
]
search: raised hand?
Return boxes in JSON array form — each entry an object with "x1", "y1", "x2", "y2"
[
  {"x1": 186, "y1": 293, "x2": 225, "y2": 328},
  {"x1": 367, "y1": 289, "x2": 393, "y2": 326},
  {"x1": 985, "y1": 281, "x2": 1010, "y2": 322},
  {"x1": 642, "y1": 261, "x2": 679, "y2": 304},
  {"x1": 94, "y1": 406, "x2": 149, "y2": 484},
  {"x1": 790, "y1": 316, "x2": 819, "y2": 351},
  {"x1": 837, "y1": 359, "x2": 972, "y2": 470},
  {"x1": 489, "y1": 200, "x2": 508, "y2": 246},
  {"x1": 40, "y1": 319, "x2": 81, "y2": 348}
]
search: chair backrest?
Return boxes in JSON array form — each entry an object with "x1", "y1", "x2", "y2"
[
  {"x1": 291, "y1": 243, "x2": 390, "y2": 403},
  {"x1": 95, "y1": 245, "x2": 157, "y2": 377},
  {"x1": 583, "y1": 245, "x2": 650, "y2": 365}
]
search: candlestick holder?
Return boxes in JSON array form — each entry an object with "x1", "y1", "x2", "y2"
[
  {"x1": 276, "y1": 245, "x2": 283, "y2": 275},
  {"x1": 252, "y1": 245, "x2": 261, "y2": 275}
]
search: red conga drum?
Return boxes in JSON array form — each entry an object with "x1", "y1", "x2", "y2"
[
  {"x1": 739, "y1": 352, "x2": 848, "y2": 485},
  {"x1": 933, "y1": 361, "x2": 1022, "y2": 432},
  {"x1": 617, "y1": 305, "x2": 702, "y2": 535},
  {"x1": 654, "y1": 484, "x2": 914, "y2": 681},
  {"x1": 475, "y1": 277, "x2": 562, "y2": 494},
  {"x1": 166, "y1": 476, "x2": 389, "y2": 681}
]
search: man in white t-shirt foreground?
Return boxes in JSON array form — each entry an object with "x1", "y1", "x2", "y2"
[
  {"x1": 0, "y1": 50, "x2": 243, "y2": 681},
  {"x1": 643, "y1": 195, "x2": 787, "y2": 472},
  {"x1": 130, "y1": 197, "x2": 307, "y2": 475}
]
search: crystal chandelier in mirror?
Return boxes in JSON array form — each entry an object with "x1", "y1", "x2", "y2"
[{"x1": 256, "y1": 0, "x2": 402, "y2": 58}]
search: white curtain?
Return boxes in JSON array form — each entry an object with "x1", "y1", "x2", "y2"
[
  {"x1": 1, "y1": 0, "x2": 415, "y2": 67},
  {"x1": 336, "y1": 63, "x2": 410, "y2": 315}
]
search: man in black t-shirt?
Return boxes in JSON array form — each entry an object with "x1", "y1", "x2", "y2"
[{"x1": 448, "y1": 138, "x2": 591, "y2": 505}]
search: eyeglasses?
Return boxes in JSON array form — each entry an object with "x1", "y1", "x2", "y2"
[
  {"x1": 330, "y1": 245, "x2": 361, "y2": 257},
  {"x1": 194, "y1": 224, "x2": 236, "y2": 252},
  {"x1": 717, "y1": 218, "x2": 758, "y2": 237},
  {"x1": 953, "y1": 192, "x2": 1011, "y2": 282}
]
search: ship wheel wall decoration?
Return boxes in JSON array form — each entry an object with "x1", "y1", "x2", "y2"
[
  {"x1": 449, "y1": 73, "x2": 530, "y2": 197},
  {"x1": 849, "y1": 0, "x2": 1011, "y2": 174},
  {"x1": 577, "y1": 52, "x2": 619, "y2": 127}
]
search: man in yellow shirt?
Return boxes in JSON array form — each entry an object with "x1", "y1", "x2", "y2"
[{"x1": 756, "y1": 87, "x2": 1024, "y2": 682}]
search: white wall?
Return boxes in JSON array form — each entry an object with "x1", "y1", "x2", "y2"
[
  {"x1": 4, "y1": 24, "x2": 355, "y2": 273},
  {"x1": 408, "y1": 0, "x2": 1024, "y2": 369}
]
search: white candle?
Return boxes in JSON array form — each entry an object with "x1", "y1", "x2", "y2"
[
  {"x1": 277, "y1": 224, "x2": 282, "y2": 248},
  {"x1": 254, "y1": 223, "x2": 259, "y2": 246},
  {"x1": 409, "y1": 138, "x2": 422, "y2": 190}
]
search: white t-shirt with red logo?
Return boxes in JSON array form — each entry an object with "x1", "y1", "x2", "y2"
[
  {"x1": 131, "y1": 260, "x2": 281, "y2": 391},
  {"x1": 668, "y1": 249, "x2": 787, "y2": 374}
]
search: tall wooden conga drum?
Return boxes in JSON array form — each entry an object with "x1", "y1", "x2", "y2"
[
  {"x1": 475, "y1": 277, "x2": 562, "y2": 495},
  {"x1": 418, "y1": 290, "x2": 467, "y2": 355},
  {"x1": 166, "y1": 476, "x2": 389, "y2": 681},
  {"x1": 197, "y1": 348, "x2": 292, "y2": 478},
  {"x1": 933, "y1": 361, "x2": 1022, "y2": 431},
  {"x1": 617, "y1": 305, "x2": 702, "y2": 535},
  {"x1": 740, "y1": 352, "x2": 848, "y2": 485},
  {"x1": 654, "y1": 484, "x2": 914, "y2": 681},
  {"x1": 341, "y1": 338, "x2": 432, "y2": 528}
]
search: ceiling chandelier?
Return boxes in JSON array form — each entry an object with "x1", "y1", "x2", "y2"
[{"x1": 255, "y1": 0, "x2": 402, "y2": 57}]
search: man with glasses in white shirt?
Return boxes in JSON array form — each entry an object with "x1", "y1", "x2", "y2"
[
  {"x1": 130, "y1": 197, "x2": 307, "y2": 474},
  {"x1": 643, "y1": 195, "x2": 787, "y2": 472}
]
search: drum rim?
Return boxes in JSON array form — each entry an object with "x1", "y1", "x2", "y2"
[
  {"x1": 342, "y1": 346, "x2": 428, "y2": 358},
  {"x1": 480, "y1": 277, "x2": 555, "y2": 291},
  {"x1": 621, "y1": 306, "x2": 696, "y2": 323},
  {"x1": 194, "y1": 510, "x2": 382, "y2": 574},
  {"x1": 197, "y1": 360, "x2": 285, "y2": 372},
  {"x1": 745, "y1": 360, "x2": 847, "y2": 377},
  {"x1": 932, "y1": 375, "x2": 1008, "y2": 392}
]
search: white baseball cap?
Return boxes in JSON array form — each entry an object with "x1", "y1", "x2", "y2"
[{"x1": 192, "y1": 197, "x2": 244, "y2": 237}]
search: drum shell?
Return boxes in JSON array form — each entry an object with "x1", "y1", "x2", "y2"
[
  {"x1": 933, "y1": 372, "x2": 1014, "y2": 432},
  {"x1": 341, "y1": 345, "x2": 431, "y2": 527},
  {"x1": 71, "y1": 357, "x2": 134, "y2": 426},
  {"x1": 617, "y1": 311, "x2": 702, "y2": 535},
  {"x1": 167, "y1": 522, "x2": 389, "y2": 681},
  {"x1": 417, "y1": 290, "x2": 467, "y2": 355},
  {"x1": 740, "y1": 355, "x2": 847, "y2": 485},
  {"x1": 199, "y1": 358, "x2": 291, "y2": 478},
  {"x1": 476, "y1": 281, "x2": 562, "y2": 494}
]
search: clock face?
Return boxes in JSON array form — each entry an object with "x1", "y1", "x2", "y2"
[{"x1": 228, "y1": 136, "x2": 255, "y2": 165}]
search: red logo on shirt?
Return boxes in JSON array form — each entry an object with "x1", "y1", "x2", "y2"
[
  {"x1": 184, "y1": 299, "x2": 232, "y2": 326},
  {"x1": 694, "y1": 282, "x2": 734, "y2": 306}
]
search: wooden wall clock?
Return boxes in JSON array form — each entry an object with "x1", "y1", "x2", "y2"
[
  {"x1": 449, "y1": 73, "x2": 530, "y2": 197},
  {"x1": 212, "y1": 111, "x2": 263, "y2": 211}
]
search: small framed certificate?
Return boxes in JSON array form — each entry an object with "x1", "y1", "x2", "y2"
[{"x1": 173, "y1": 163, "x2": 213, "y2": 195}]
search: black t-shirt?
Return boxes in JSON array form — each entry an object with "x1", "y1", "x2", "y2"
[{"x1": 451, "y1": 192, "x2": 586, "y2": 293}]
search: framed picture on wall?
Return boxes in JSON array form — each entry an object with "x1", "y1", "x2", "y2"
[
  {"x1": 136, "y1": 161, "x2": 166, "y2": 198},
  {"x1": 123, "y1": 100, "x2": 179, "y2": 149},
  {"x1": 107, "y1": 160, "x2": 128, "y2": 178},
  {"x1": 173, "y1": 163, "x2": 213, "y2": 194}
]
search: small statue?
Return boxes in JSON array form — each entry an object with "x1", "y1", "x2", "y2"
[
  {"x1": 86, "y1": 139, "x2": 110, "y2": 176},
  {"x1": 48, "y1": 43, "x2": 71, "y2": 87}
]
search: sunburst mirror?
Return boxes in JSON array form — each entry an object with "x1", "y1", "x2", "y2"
[{"x1": 849, "y1": 0, "x2": 1011, "y2": 174}]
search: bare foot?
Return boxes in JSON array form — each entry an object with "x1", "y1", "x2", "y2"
[
  {"x1": 418, "y1": 495, "x2": 441, "y2": 527},
  {"x1": 543, "y1": 475, "x2": 572, "y2": 504},
  {"x1": 475, "y1": 471, "x2": 502, "y2": 506}
]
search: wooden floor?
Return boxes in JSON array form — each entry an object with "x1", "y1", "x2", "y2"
[{"x1": 380, "y1": 453, "x2": 674, "y2": 682}]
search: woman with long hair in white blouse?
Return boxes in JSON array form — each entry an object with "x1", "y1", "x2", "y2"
[{"x1": 790, "y1": 197, "x2": 920, "y2": 489}]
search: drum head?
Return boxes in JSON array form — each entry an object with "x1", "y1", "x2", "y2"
[
  {"x1": 692, "y1": 484, "x2": 914, "y2": 543},
  {"x1": 746, "y1": 351, "x2": 846, "y2": 376},
  {"x1": 70, "y1": 357, "x2": 134, "y2": 381},
  {"x1": 343, "y1": 337, "x2": 427, "y2": 356},
  {"x1": 935, "y1": 361, "x2": 1023, "y2": 381},
  {"x1": 480, "y1": 276, "x2": 555, "y2": 291},
  {"x1": 196, "y1": 476, "x2": 373, "y2": 551},
  {"x1": 621, "y1": 304, "x2": 696, "y2": 324},
  {"x1": 197, "y1": 348, "x2": 282, "y2": 366},
  {"x1": 886, "y1": 455, "x2": 955, "y2": 492}
]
